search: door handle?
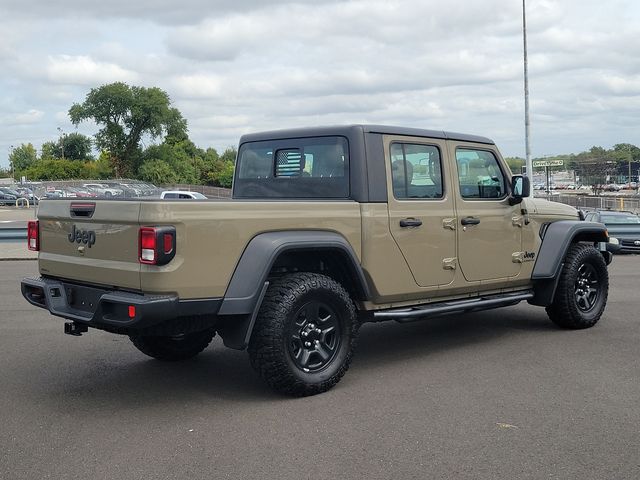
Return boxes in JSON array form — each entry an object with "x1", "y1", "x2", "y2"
[
  {"x1": 400, "y1": 218, "x2": 423, "y2": 228},
  {"x1": 460, "y1": 217, "x2": 480, "y2": 226}
]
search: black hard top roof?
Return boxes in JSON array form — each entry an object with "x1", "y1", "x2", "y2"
[{"x1": 239, "y1": 124, "x2": 495, "y2": 145}]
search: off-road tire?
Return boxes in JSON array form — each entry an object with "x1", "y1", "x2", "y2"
[
  {"x1": 248, "y1": 273, "x2": 358, "y2": 397},
  {"x1": 129, "y1": 329, "x2": 215, "y2": 361},
  {"x1": 546, "y1": 244, "x2": 608, "y2": 329}
]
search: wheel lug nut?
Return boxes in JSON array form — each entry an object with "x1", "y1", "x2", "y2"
[
  {"x1": 302, "y1": 331, "x2": 308, "y2": 337},
  {"x1": 315, "y1": 328, "x2": 321, "y2": 334},
  {"x1": 304, "y1": 341, "x2": 311, "y2": 348},
  {"x1": 314, "y1": 340, "x2": 319, "y2": 345}
]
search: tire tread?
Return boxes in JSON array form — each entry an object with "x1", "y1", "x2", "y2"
[{"x1": 248, "y1": 272, "x2": 358, "y2": 397}]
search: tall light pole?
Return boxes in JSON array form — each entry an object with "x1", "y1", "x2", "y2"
[
  {"x1": 9, "y1": 145, "x2": 14, "y2": 180},
  {"x1": 523, "y1": 0, "x2": 532, "y2": 182},
  {"x1": 57, "y1": 127, "x2": 65, "y2": 160}
]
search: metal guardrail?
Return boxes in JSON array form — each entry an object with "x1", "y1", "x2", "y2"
[
  {"x1": 0, "y1": 227, "x2": 27, "y2": 240},
  {"x1": 540, "y1": 194, "x2": 640, "y2": 213}
]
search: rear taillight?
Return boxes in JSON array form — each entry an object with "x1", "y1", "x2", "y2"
[
  {"x1": 139, "y1": 226, "x2": 176, "y2": 265},
  {"x1": 27, "y1": 220, "x2": 39, "y2": 251}
]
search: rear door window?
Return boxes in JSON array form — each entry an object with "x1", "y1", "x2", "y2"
[{"x1": 390, "y1": 143, "x2": 443, "y2": 199}]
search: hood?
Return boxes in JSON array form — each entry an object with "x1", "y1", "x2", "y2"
[{"x1": 526, "y1": 197, "x2": 579, "y2": 219}]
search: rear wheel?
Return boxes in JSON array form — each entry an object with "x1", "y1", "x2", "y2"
[
  {"x1": 248, "y1": 273, "x2": 358, "y2": 397},
  {"x1": 546, "y1": 244, "x2": 608, "y2": 329},
  {"x1": 129, "y1": 329, "x2": 215, "y2": 361}
]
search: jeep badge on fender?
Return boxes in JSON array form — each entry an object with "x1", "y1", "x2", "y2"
[{"x1": 68, "y1": 225, "x2": 96, "y2": 248}]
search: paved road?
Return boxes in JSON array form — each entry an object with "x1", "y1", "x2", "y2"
[
  {"x1": 0, "y1": 206, "x2": 37, "y2": 221},
  {"x1": 1, "y1": 260, "x2": 639, "y2": 479}
]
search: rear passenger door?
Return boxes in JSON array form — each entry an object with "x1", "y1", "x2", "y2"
[
  {"x1": 385, "y1": 136, "x2": 457, "y2": 287},
  {"x1": 450, "y1": 142, "x2": 522, "y2": 282}
]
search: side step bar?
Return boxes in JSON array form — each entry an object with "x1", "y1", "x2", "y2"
[{"x1": 373, "y1": 291, "x2": 534, "y2": 323}]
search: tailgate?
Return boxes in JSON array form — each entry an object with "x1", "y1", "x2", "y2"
[{"x1": 37, "y1": 200, "x2": 142, "y2": 291}]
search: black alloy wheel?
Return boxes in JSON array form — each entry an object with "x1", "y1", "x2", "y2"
[
  {"x1": 547, "y1": 244, "x2": 608, "y2": 329},
  {"x1": 248, "y1": 272, "x2": 358, "y2": 397},
  {"x1": 574, "y1": 262, "x2": 600, "y2": 312},
  {"x1": 287, "y1": 301, "x2": 341, "y2": 373}
]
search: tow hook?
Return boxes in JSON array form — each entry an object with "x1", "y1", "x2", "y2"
[{"x1": 64, "y1": 322, "x2": 88, "y2": 336}]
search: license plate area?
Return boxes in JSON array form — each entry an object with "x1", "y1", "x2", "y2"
[{"x1": 64, "y1": 284, "x2": 104, "y2": 313}]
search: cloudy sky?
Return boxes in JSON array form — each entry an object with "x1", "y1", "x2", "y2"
[{"x1": 1, "y1": 0, "x2": 639, "y2": 167}]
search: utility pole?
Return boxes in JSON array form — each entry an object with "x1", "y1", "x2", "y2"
[
  {"x1": 628, "y1": 144, "x2": 633, "y2": 185},
  {"x1": 523, "y1": 0, "x2": 532, "y2": 182},
  {"x1": 57, "y1": 127, "x2": 65, "y2": 160},
  {"x1": 9, "y1": 145, "x2": 14, "y2": 180}
]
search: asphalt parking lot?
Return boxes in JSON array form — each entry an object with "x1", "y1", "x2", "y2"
[{"x1": 1, "y1": 258, "x2": 639, "y2": 479}]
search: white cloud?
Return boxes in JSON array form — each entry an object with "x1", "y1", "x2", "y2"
[
  {"x1": 45, "y1": 55, "x2": 139, "y2": 86},
  {"x1": 0, "y1": 109, "x2": 44, "y2": 126},
  {"x1": 1, "y1": 0, "x2": 640, "y2": 167}
]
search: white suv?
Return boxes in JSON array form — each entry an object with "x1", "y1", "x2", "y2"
[{"x1": 160, "y1": 190, "x2": 208, "y2": 199}]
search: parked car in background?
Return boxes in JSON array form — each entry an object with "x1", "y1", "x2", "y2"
[
  {"x1": 83, "y1": 183, "x2": 122, "y2": 197},
  {"x1": 43, "y1": 189, "x2": 65, "y2": 199},
  {"x1": 14, "y1": 187, "x2": 39, "y2": 205},
  {"x1": 160, "y1": 190, "x2": 208, "y2": 200},
  {"x1": 65, "y1": 187, "x2": 98, "y2": 198},
  {"x1": 0, "y1": 189, "x2": 17, "y2": 205},
  {"x1": 584, "y1": 210, "x2": 640, "y2": 253}
]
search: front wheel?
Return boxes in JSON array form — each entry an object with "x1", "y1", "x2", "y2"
[
  {"x1": 248, "y1": 273, "x2": 358, "y2": 397},
  {"x1": 129, "y1": 329, "x2": 215, "y2": 361},
  {"x1": 546, "y1": 244, "x2": 609, "y2": 329}
]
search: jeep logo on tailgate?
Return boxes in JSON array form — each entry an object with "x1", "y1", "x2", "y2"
[{"x1": 68, "y1": 225, "x2": 96, "y2": 248}]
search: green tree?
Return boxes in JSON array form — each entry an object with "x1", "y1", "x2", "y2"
[
  {"x1": 41, "y1": 141, "x2": 59, "y2": 160},
  {"x1": 41, "y1": 133, "x2": 93, "y2": 161},
  {"x1": 216, "y1": 162, "x2": 235, "y2": 188},
  {"x1": 141, "y1": 140, "x2": 200, "y2": 184},
  {"x1": 69, "y1": 82, "x2": 187, "y2": 177},
  {"x1": 60, "y1": 132, "x2": 93, "y2": 160},
  {"x1": 504, "y1": 157, "x2": 524, "y2": 174},
  {"x1": 220, "y1": 146, "x2": 237, "y2": 164},
  {"x1": 22, "y1": 158, "x2": 85, "y2": 180},
  {"x1": 138, "y1": 159, "x2": 178, "y2": 185},
  {"x1": 9, "y1": 143, "x2": 38, "y2": 175}
]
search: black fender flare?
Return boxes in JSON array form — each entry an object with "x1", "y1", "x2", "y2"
[
  {"x1": 529, "y1": 220, "x2": 609, "y2": 306},
  {"x1": 216, "y1": 231, "x2": 370, "y2": 349}
]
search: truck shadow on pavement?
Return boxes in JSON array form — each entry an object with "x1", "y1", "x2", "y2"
[
  {"x1": 33, "y1": 305, "x2": 556, "y2": 408},
  {"x1": 355, "y1": 304, "x2": 556, "y2": 367}
]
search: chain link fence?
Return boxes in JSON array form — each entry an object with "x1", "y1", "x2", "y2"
[
  {"x1": 5, "y1": 179, "x2": 231, "y2": 201},
  {"x1": 541, "y1": 194, "x2": 640, "y2": 213}
]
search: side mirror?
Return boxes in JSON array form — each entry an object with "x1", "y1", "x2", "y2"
[{"x1": 509, "y1": 175, "x2": 530, "y2": 205}]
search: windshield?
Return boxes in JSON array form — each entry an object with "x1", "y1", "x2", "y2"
[
  {"x1": 234, "y1": 136, "x2": 349, "y2": 199},
  {"x1": 601, "y1": 214, "x2": 640, "y2": 224}
]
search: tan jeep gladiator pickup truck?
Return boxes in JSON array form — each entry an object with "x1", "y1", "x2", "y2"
[{"x1": 22, "y1": 125, "x2": 611, "y2": 396}]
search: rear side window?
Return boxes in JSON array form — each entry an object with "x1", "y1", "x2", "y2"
[
  {"x1": 235, "y1": 136, "x2": 349, "y2": 198},
  {"x1": 456, "y1": 148, "x2": 506, "y2": 199},
  {"x1": 390, "y1": 143, "x2": 443, "y2": 199}
]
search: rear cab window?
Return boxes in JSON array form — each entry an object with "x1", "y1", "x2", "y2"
[{"x1": 234, "y1": 136, "x2": 349, "y2": 199}]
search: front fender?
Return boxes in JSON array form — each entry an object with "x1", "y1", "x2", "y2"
[{"x1": 529, "y1": 220, "x2": 609, "y2": 306}]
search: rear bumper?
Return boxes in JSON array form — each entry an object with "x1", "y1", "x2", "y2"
[{"x1": 21, "y1": 277, "x2": 222, "y2": 331}]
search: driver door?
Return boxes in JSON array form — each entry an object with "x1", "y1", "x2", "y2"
[{"x1": 450, "y1": 143, "x2": 523, "y2": 282}]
